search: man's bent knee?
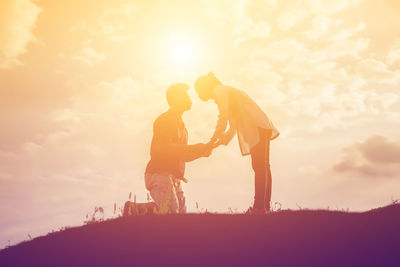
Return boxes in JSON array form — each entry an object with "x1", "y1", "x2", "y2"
[{"x1": 145, "y1": 173, "x2": 179, "y2": 214}]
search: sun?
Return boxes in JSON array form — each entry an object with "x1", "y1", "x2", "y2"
[
  {"x1": 172, "y1": 42, "x2": 194, "y2": 63},
  {"x1": 167, "y1": 31, "x2": 199, "y2": 66},
  {"x1": 153, "y1": 29, "x2": 208, "y2": 72}
]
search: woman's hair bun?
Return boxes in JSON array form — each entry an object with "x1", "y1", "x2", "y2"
[{"x1": 207, "y1": 71, "x2": 215, "y2": 77}]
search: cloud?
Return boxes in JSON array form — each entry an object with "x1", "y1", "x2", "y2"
[
  {"x1": 333, "y1": 135, "x2": 400, "y2": 177},
  {"x1": 233, "y1": 21, "x2": 271, "y2": 47},
  {"x1": 238, "y1": 1, "x2": 399, "y2": 132},
  {"x1": 357, "y1": 135, "x2": 400, "y2": 164},
  {"x1": 22, "y1": 142, "x2": 42, "y2": 154},
  {"x1": 254, "y1": 39, "x2": 308, "y2": 63},
  {"x1": 277, "y1": 8, "x2": 308, "y2": 31},
  {"x1": 324, "y1": 37, "x2": 370, "y2": 59},
  {"x1": 69, "y1": 4, "x2": 137, "y2": 42},
  {"x1": 2, "y1": 0, "x2": 400, "y2": 248},
  {"x1": 265, "y1": 0, "x2": 278, "y2": 8},
  {"x1": 386, "y1": 47, "x2": 400, "y2": 66},
  {"x1": 0, "y1": 0, "x2": 41, "y2": 69},
  {"x1": 72, "y1": 47, "x2": 105, "y2": 67},
  {"x1": 307, "y1": 0, "x2": 364, "y2": 15},
  {"x1": 329, "y1": 22, "x2": 365, "y2": 41},
  {"x1": 98, "y1": 4, "x2": 136, "y2": 41},
  {"x1": 385, "y1": 40, "x2": 400, "y2": 71},
  {"x1": 304, "y1": 15, "x2": 336, "y2": 39},
  {"x1": 356, "y1": 58, "x2": 400, "y2": 85},
  {"x1": 202, "y1": 0, "x2": 271, "y2": 47},
  {"x1": 235, "y1": 60, "x2": 285, "y2": 105},
  {"x1": 81, "y1": 144, "x2": 107, "y2": 158}
]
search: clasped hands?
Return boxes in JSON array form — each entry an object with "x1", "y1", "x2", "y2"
[{"x1": 197, "y1": 137, "x2": 226, "y2": 158}]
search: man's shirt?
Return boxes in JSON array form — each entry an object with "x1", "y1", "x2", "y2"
[{"x1": 145, "y1": 109, "x2": 188, "y2": 178}]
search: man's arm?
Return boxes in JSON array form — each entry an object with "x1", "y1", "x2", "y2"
[
  {"x1": 180, "y1": 143, "x2": 213, "y2": 162},
  {"x1": 152, "y1": 117, "x2": 212, "y2": 162}
]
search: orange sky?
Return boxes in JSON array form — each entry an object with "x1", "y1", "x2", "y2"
[{"x1": 1, "y1": 0, "x2": 400, "y2": 248}]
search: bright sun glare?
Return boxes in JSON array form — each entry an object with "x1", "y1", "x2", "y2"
[
  {"x1": 172, "y1": 43, "x2": 194, "y2": 62},
  {"x1": 167, "y1": 31, "x2": 199, "y2": 66}
]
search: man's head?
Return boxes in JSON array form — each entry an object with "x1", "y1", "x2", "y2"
[{"x1": 166, "y1": 83, "x2": 192, "y2": 113}]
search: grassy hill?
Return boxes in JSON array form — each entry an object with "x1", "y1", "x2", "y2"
[{"x1": 1, "y1": 204, "x2": 399, "y2": 266}]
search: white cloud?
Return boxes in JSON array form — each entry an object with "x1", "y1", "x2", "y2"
[
  {"x1": 69, "y1": 4, "x2": 137, "y2": 43},
  {"x1": 277, "y1": 8, "x2": 308, "y2": 31},
  {"x1": 202, "y1": 0, "x2": 272, "y2": 47},
  {"x1": 304, "y1": 15, "x2": 334, "y2": 39},
  {"x1": 386, "y1": 40, "x2": 400, "y2": 66},
  {"x1": 98, "y1": 4, "x2": 137, "y2": 41},
  {"x1": 356, "y1": 58, "x2": 400, "y2": 85},
  {"x1": 2, "y1": 0, "x2": 400, "y2": 249},
  {"x1": 22, "y1": 142, "x2": 42, "y2": 154},
  {"x1": 54, "y1": 109, "x2": 81, "y2": 124},
  {"x1": 247, "y1": 21, "x2": 271, "y2": 39},
  {"x1": 324, "y1": 37, "x2": 369, "y2": 59},
  {"x1": 329, "y1": 22, "x2": 366, "y2": 41},
  {"x1": 333, "y1": 135, "x2": 400, "y2": 177},
  {"x1": 0, "y1": 0, "x2": 41, "y2": 68},
  {"x1": 46, "y1": 129, "x2": 76, "y2": 145},
  {"x1": 72, "y1": 47, "x2": 105, "y2": 67},
  {"x1": 265, "y1": 0, "x2": 278, "y2": 8},
  {"x1": 254, "y1": 39, "x2": 308, "y2": 63},
  {"x1": 82, "y1": 144, "x2": 107, "y2": 158},
  {"x1": 307, "y1": 0, "x2": 363, "y2": 15},
  {"x1": 386, "y1": 48, "x2": 400, "y2": 66},
  {"x1": 234, "y1": 21, "x2": 271, "y2": 47},
  {"x1": 235, "y1": 60, "x2": 285, "y2": 105}
]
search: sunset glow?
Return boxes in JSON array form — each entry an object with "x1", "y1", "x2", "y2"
[
  {"x1": 168, "y1": 32, "x2": 197, "y2": 64},
  {"x1": 1, "y1": 0, "x2": 400, "y2": 250}
]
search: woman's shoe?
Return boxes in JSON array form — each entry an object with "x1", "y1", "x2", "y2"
[{"x1": 245, "y1": 206, "x2": 266, "y2": 215}]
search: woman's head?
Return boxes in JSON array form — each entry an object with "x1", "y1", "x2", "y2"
[{"x1": 194, "y1": 72, "x2": 222, "y2": 101}]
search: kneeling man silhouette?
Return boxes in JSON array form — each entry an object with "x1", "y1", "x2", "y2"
[{"x1": 144, "y1": 83, "x2": 213, "y2": 214}]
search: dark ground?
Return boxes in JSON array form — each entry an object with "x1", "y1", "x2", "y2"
[{"x1": 1, "y1": 204, "x2": 399, "y2": 267}]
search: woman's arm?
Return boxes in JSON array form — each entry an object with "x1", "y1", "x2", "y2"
[
  {"x1": 210, "y1": 87, "x2": 229, "y2": 142},
  {"x1": 217, "y1": 119, "x2": 237, "y2": 146}
]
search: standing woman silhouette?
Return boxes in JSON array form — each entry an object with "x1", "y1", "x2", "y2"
[{"x1": 195, "y1": 72, "x2": 279, "y2": 213}]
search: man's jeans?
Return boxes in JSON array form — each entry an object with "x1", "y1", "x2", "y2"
[{"x1": 145, "y1": 173, "x2": 186, "y2": 214}]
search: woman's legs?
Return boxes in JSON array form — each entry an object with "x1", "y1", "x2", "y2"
[
  {"x1": 250, "y1": 129, "x2": 272, "y2": 211},
  {"x1": 265, "y1": 131, "x2": 272, "y2": 211}
]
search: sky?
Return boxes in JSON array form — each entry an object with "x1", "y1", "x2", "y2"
[{"x1": 1, "y1": 0, "x2": 400, "y2": 248}]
